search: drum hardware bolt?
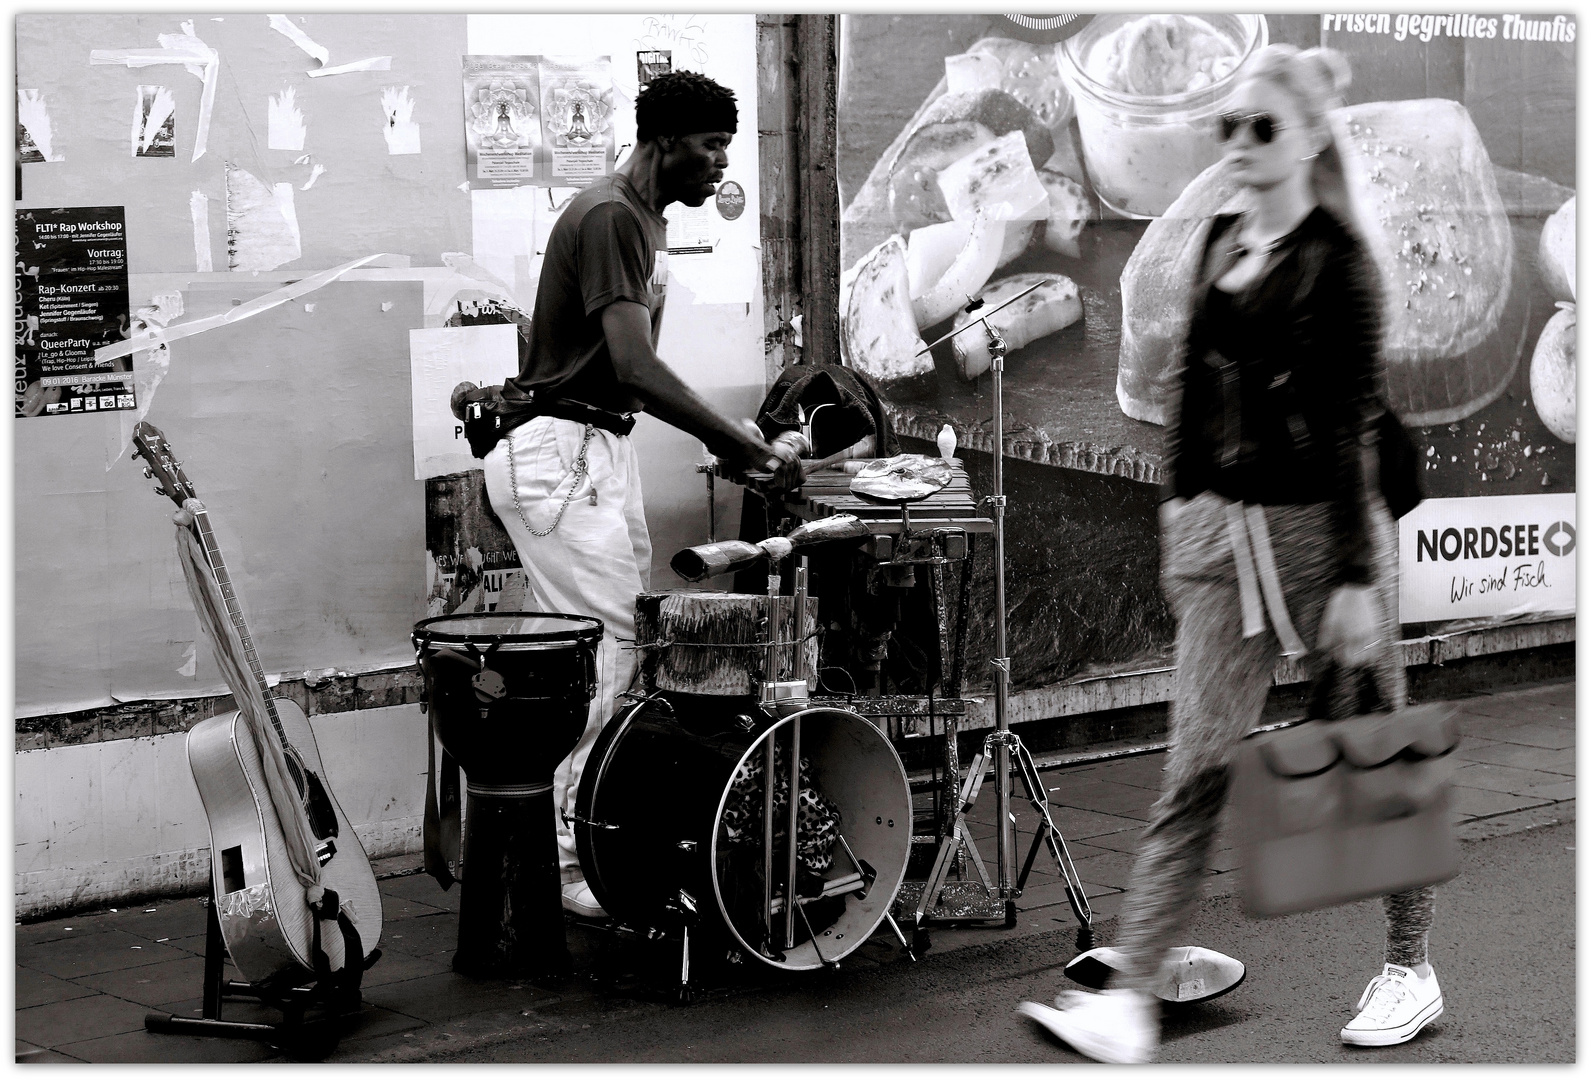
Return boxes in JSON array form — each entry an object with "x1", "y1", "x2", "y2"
[
  {"x1": 876, "y1": 817, "x2": 883, "y2": 824},
  {"x1": 887, "y1": 820, "x2": 895, "y2": 827},
  {"x1": 560, "y1": 810, "x2": 619, "y2": 831}
]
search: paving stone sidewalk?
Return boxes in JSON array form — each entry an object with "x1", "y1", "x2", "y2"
[{"x1": 14, "y1": 678, "x2": 1575, "y2": 1063}]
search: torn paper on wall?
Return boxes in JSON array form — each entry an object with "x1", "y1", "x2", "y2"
[
  {"x1": 266, "y1": 14, "x2": 329, "y2": 68},
  {"x1": 308, "y1": 56, "x2": 392, "y2": 78},
  {"x1": 409, "y1": 325, "x2": 521, "y2": 480},
  {"x1": 381, "y1": 86, "x2": 421, "y2": 155},
  {"x1": 301, "y1": 163, "x2": 326, "y2": 190},
  {"x1": 225, "y1": 164, "x2": 301, "y2": 272},
  {"x1": 17, "y1": 90, "x2": 62, "y2": 162},
  {"x1": 132, "y1": 85, "x2": 176, "y2": 157},
  {"x1": 267, "y1": 88, "x2": 306, "y2": 151},
  {"x1": 90, "y1": 20, "x2": 218, "y2": 162},
  {"x1": 108, "y1": 291, "x2": 184, "y2": 460},
  {"x1": 190, "y1": 190, "x2": 213, "y2": 272},
  {"x1": 94, "y1": 252, "x2": 395, "y2": 367}
]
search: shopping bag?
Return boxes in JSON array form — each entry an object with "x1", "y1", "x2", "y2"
[{"x1": 1231, "y1": 665, "x2": 1462, "y2": 918}]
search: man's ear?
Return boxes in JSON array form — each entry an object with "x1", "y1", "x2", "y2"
[{"x1": 657, "y1": 134, "x2": 677, "y2": 153}]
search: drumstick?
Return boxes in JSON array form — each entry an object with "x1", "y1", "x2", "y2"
[{"x1": 737, "y1": 436, "x2": 873, "y2": 485}]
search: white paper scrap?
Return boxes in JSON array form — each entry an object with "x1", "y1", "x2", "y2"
[
  {"x1": 266, "y1": 14, "x2": 330, "y2": 67},
  {"x1": 267, "y1": 87, "x2": 306, "y2": 151},
  {"x1": 300, "y1": 163, "x2": 326, "y2": 190},
  {"x1": 409, "y1": 325, "x2": 520, "y2": 480},
  {"x1": 381, "y1": 86, "x2": 421, "y2": 155},
  {"x1": 307, "y1": 56, "x2": 392, "y2": 78},
  {"x1": 189, "y1": 190, "x2": 213, "y2": 272},
  {"x1": 17, "y1": 90, "x2": 62, "y2": 161},
  {"x1": 131, "y1": 85, "x2": 175, "y2": 157},
  {"x1": 94, "y1": 253, "x2": 397, "y2": 366}
]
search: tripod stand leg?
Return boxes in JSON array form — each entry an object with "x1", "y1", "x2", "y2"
[
  {"x1": 202, "y1": 895, "x2": 226, "y2": 1020},
  {"x1": 1017, "y1": 818, "x2": 1049, "y2": 892},
  {"x1": 1012, "y1": 742, "x2": 1093, "y2": 928}
]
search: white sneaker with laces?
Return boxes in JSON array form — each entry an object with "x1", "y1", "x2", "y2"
[
  {"x1": 560, "y1": 879, "x2": 607, "y2": 919},
  {"x1": 1341, "y1": 963, "x2": 1443, "y2": 1047},
  {"x1": 1018, "y1": 988, "x2": 1160, "y2": 1064}
]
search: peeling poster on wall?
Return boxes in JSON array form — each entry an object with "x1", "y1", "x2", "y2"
[
  {"x1": 15, "y1": 206, "x2": 134, "y2": 417},
  {"x1": 132, "y1": 85, "x2": 176, "y2": 158}
]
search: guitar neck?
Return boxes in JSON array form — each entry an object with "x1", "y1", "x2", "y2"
[{"x1": 188, "y1": 507, "x2": 289, "y2": 747}]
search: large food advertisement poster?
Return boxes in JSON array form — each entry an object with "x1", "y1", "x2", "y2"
[
  {"x1": 838, "y1": 13, "x2": 1575, "y2": 626},
  {"x1": 14, "y1": 205, "x2": 134, "y2": 417}
]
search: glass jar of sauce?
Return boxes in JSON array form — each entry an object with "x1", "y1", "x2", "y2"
[{"x1": 1058, "y1": 14, "x2": 1268, "y2": 218}]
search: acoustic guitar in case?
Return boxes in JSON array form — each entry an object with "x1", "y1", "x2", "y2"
[{"x1": 132, "y1": 421, "x2": 382, "y2": 985}]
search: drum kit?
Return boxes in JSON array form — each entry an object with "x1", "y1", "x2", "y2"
[{"x1": 412, "y1": 283, "x2": 1096, "y2": 999}]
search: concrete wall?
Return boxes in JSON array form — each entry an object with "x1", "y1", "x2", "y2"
[{"x1": 15, "y1": 705, "x2": 428, "y2": 919}]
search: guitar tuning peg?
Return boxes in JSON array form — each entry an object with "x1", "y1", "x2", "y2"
[{"x1": 142, "y1": 466, "x2": 154, "y2": 480}]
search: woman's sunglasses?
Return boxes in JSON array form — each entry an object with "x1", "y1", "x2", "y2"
[{"x1": 1219, "y1": 112, "x2": 1283, "y2": 144}]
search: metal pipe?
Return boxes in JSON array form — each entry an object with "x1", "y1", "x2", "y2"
[
  {"x1": 784, "y1": 715, "x2": 801, "y2": 951},
  {"x1": 988, "y1": 322, "x2": 1015, "y2": 901},
  {"x1": 762, "y1": 735, "x2": 777, "y2": 951},
  {"x1": 793, "y1": 558, "x2": 809, "y2": 685}
]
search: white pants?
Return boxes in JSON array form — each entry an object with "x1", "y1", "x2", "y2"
[{"x1": 483, "y1": 416, "x2": 651, "y2": 883}]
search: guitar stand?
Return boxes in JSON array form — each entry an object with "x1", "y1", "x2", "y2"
[{"x1": 143, "y1": 883, "x2": 379, "y2": 1061}]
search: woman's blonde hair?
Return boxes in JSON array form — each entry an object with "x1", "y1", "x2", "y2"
[{"x1": 1244, "y1": 44, "x2": 1375, "y2": 244}]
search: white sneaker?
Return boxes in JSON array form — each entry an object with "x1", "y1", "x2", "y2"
[
  {"x1": 1341, "y1": 963, "x2": 1443, "y2": 1047},
  {"x1": 1018, "y1": 988, "x2": 1159, "y2": 1064},
  {"x1": 560, "y1": 880, "x2": 607, "y2": 919},
  {"x1": 1065, "y1": 946, "x2": 1247, "y2": 1004}
]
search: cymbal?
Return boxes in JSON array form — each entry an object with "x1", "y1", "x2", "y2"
[{"x1": 849, "y1": 454, "x2": 954, "y2": 503}]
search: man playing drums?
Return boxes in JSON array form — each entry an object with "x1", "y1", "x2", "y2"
[{"x1": 482, "y1": 71, "x2": 801, "y2": 918}]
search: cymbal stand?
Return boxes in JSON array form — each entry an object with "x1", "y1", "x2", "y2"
[{"x1": 908, "y1": 292, "x2": 1093, "y2": 941}]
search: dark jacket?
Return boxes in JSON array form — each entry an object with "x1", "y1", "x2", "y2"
[{"x1": 1161, "y1": 206, "x2": 1384, "y2": 584}]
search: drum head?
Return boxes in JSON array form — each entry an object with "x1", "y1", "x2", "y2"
[
  {"x1": 710, "y1": 708, "x2": 912, "y2": 971},
  {"x1": 413, "y1": 611, "x2": 603, "y2": 646},
  {"x1": 576, "y1": 697, "x2": 911, "y2": 972}
]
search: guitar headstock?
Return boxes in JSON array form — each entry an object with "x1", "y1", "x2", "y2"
[{"x1": 130, "y1": 421, "x2": 198, "y2": 509}]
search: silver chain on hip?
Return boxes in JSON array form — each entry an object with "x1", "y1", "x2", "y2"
[{"x1": 508, "y1": 422, "x2": 597, "y2": 538}]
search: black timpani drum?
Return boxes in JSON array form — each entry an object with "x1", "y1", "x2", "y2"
[
  {"x1": 412, "y1": 612, "x2": 602, "y2": 980},
  {"x1": 574, "y1": 692, "x2": 911, "y2": 972}
]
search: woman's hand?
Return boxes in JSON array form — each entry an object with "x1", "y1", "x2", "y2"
[{"x1": 1318, "y1": 583, "x2": 1382, "y2": 669}]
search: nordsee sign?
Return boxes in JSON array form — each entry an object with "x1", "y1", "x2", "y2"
[{"x1": 1399, "y1": 493, "x2": 1576, "y2": 622}]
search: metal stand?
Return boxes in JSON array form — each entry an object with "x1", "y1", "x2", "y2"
[
  {"x1": 906, "y1": 300, "x2": 1094, "y2": 946},
  {"x1": 142, "y1": 880, "x2": 372, "y2": 1060}
]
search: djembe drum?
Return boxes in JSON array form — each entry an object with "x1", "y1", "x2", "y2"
[{"x1": 412, "y1": 612, "x2": 602, "y2": 981}]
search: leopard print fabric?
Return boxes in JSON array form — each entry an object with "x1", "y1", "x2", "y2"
[{"x1": 722, "y1": 741, "x2": 841, "y2": 875}]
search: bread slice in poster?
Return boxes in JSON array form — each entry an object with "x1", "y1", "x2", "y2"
[
  {"x1": 952, "y1": 272, "x2": 1082, "y2": 380},
  {"x1": 1117, "y1": 98, "x2": 1518, "y2": 428},
  {"x1": 846, "y1": 65, "x2": 1055, "y2": 269},
  {"x1": 887, "y1": 120, "x2": 998, "y2": 233},
  {"x1": 843, "y1": 234, "x2": 934, "y2": 387}
]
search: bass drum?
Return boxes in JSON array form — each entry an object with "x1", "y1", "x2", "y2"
[{"x1": 574, "y1": 692, "x2": 911, "y2": 971}]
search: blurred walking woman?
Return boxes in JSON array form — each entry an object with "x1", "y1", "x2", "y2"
[{"x1": 1020, "y1": 46, "x2": 1441, "y2": 1062}]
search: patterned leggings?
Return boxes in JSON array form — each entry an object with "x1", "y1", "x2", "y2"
[{"x1": 1112, "y1": 492, "x2": 1435, "y2": 989}]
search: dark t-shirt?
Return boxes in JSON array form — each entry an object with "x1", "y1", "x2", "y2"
[{"x1": 504, "y1": 174, "x2": 668, "y2": 412}]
